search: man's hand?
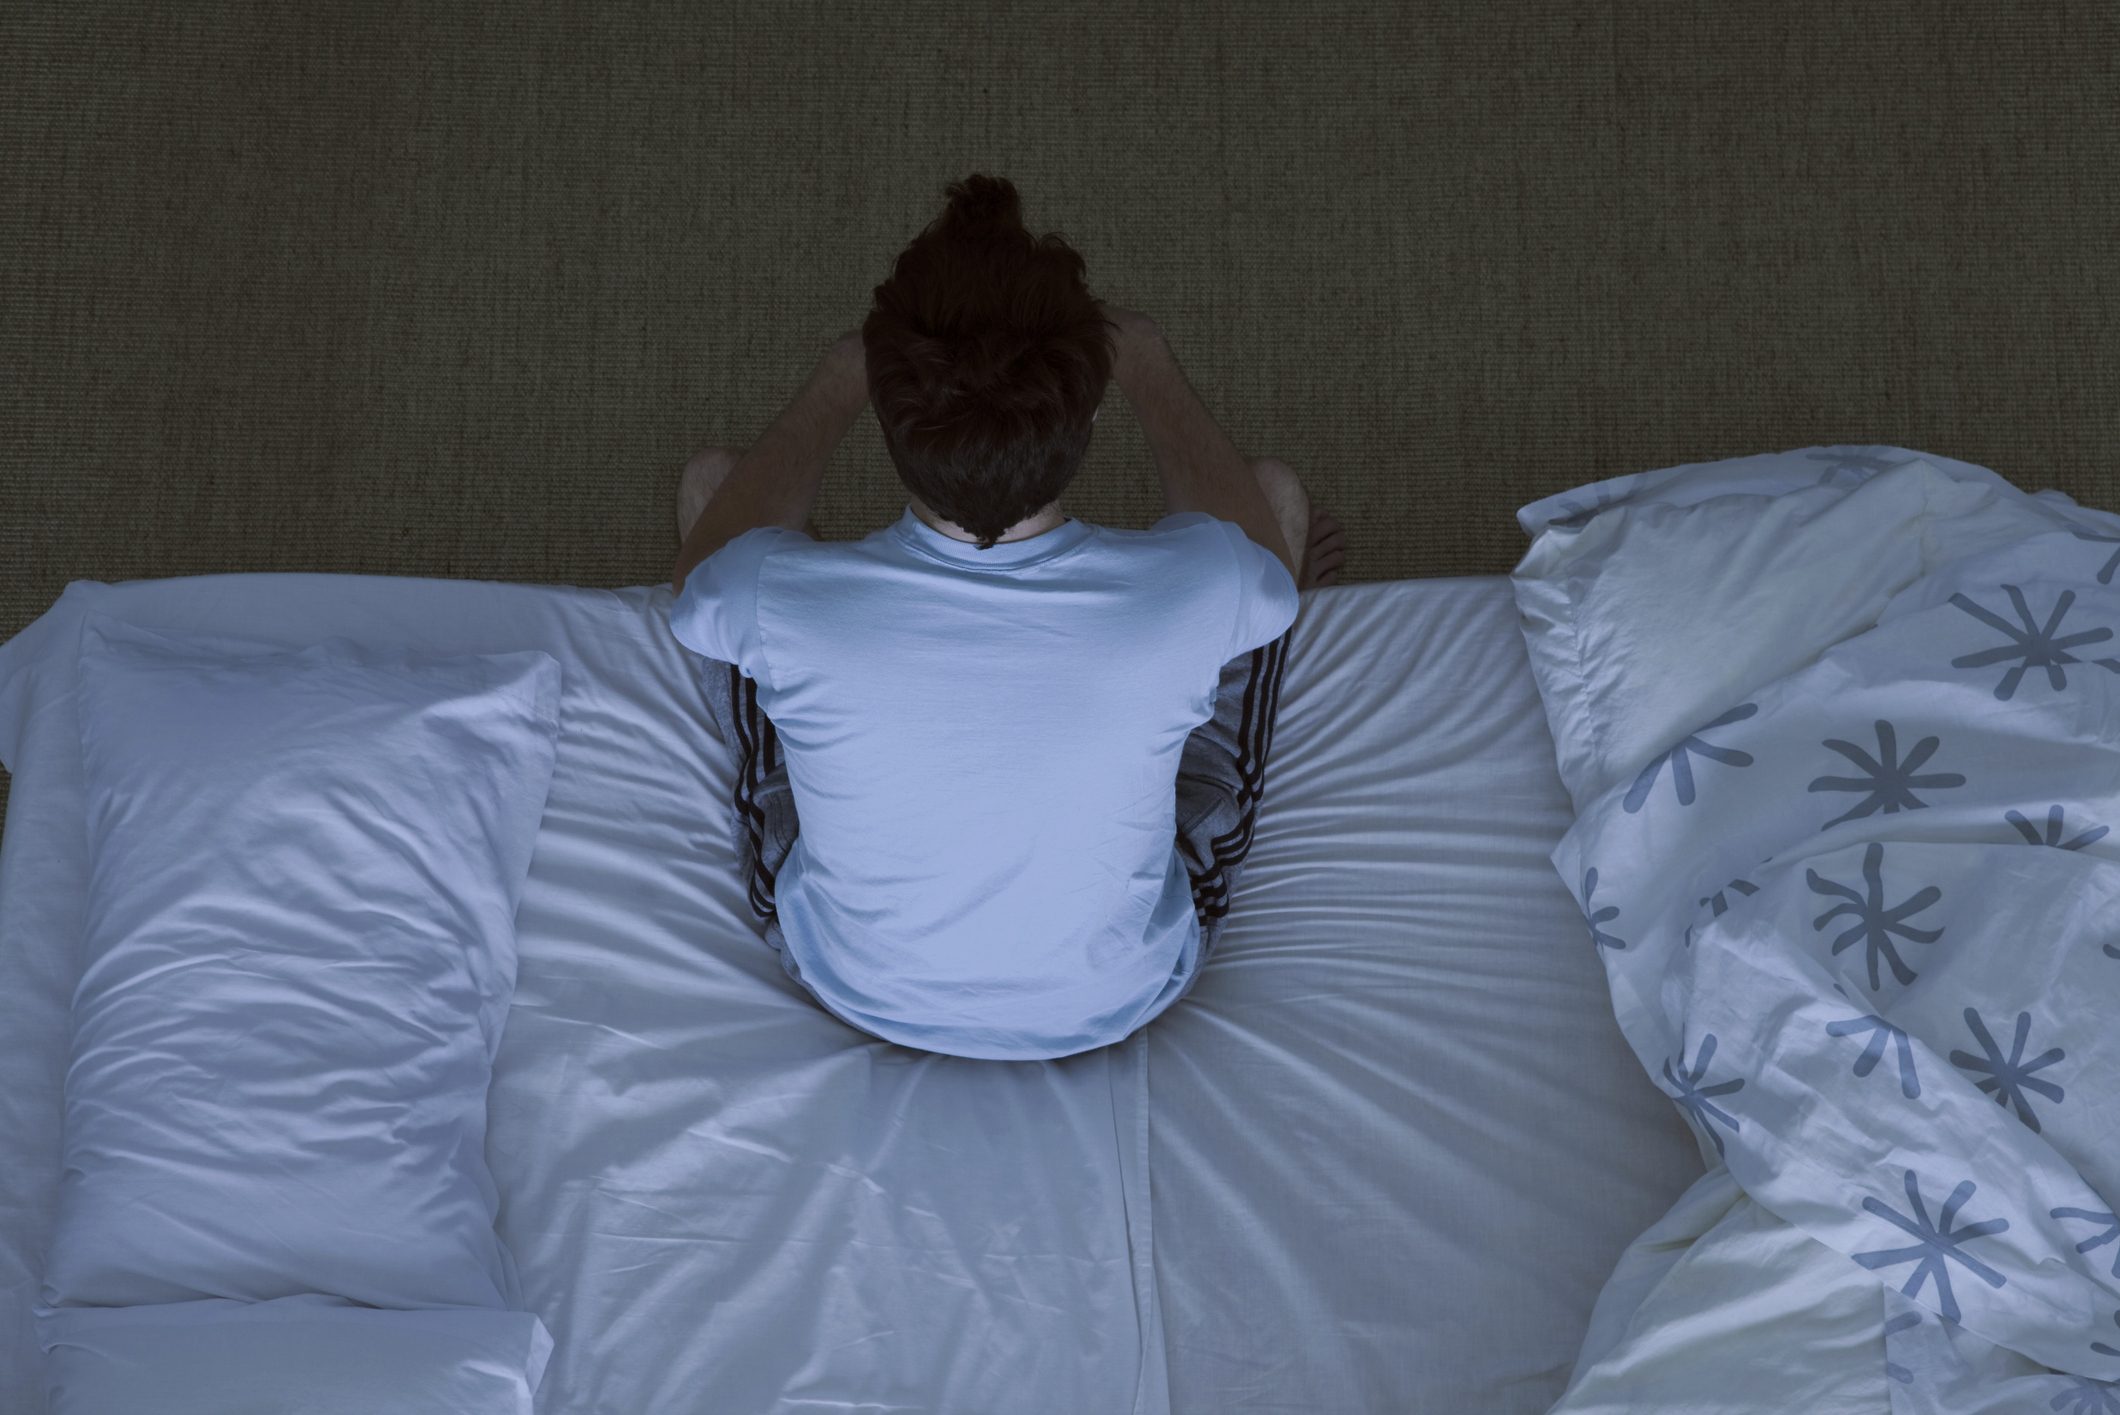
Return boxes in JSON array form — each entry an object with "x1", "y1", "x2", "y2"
[
  {"x1": 832, "y1": 330, "x2": 867, "y2": 388},
  {"x1": 1096, "y1": 301, "x2": 1164, "y2": 394}
]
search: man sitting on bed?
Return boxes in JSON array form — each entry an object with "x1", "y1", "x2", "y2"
[{"x1": 666, "y1": 173, "x2": 1344, "y2": 1059}]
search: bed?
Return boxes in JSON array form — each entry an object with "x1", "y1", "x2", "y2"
[
  {"x1": 12, "y1": 439, "x2": 2103, "y2": 1408},
  {"x1": 8, "y1": 439, "x2": 2111, "y2": 1408},
  {"x1": 14, "y1": 442, "x2": 2102, "y2": 1413}
]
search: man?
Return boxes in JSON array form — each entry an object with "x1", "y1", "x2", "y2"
[{"x1": 667, "y1": 174, "x2": 1344, "y2": 1062}]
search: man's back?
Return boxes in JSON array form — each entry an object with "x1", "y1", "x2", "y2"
[{"x1": 670, "y1": 504, "x2": 1298, "y2": 1059}]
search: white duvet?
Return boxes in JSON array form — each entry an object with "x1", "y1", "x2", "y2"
[{"x1": 1511, "y1": 448, "x2": 2120, "y2": 1412}]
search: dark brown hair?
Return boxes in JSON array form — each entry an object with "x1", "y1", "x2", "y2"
[{"x1": 862, "y1": 174, "x2": 1117, "y2": 551}]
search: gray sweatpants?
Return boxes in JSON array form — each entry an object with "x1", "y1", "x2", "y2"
[{"x1": 693, "y1": 627, "x2": 1293, "y2": 1047}]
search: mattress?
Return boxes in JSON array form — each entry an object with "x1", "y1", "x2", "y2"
[{"x1": 0, "y1": 569, "x2": 1704, "y2": 1414}]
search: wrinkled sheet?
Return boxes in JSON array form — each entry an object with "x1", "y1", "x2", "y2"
[
  {"x1": 0, "y1": 569, "x2": 1701, "y2": 1414},
  {"x1": 1532, "y1": 463, "x2": 2120, "y2": 1411}
]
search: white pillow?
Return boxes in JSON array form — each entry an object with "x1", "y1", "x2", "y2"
[
  {"x1": 1512, "y1": 441, "x2": 2024, "y2": 536},
  {"x1": 39, "y1": 1296, "x2": 551, "y2": 1415},
  {"x1": 1508, "y1": 445, "x2": 2095, "y2": 813},
  {"x1": 39, "y1": 614, "x2": 562, "y2": 1316}
]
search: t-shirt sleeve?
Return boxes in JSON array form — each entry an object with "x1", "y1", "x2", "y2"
[
  {"x1": 1208, "y1": 517, "x2": 1300, "y2": 660},
  {"x1": 668, "y1": 527, "x2": 808, "y2": 686}
]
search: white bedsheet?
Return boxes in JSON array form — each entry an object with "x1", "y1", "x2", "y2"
[{"x1": 0, "y1": 569, "x2": 1703, "y2": 1414}]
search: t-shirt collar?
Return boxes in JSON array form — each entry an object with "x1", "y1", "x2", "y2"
[{"x1": 891, "y1": 506, "x2": 1092, "y2": 568}]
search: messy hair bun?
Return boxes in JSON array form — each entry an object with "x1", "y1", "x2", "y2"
[
  {"x1": 935, "y1": 173, "x2": 1025, "y2": 241},
  {"x1": 863, "y1": 174, "x2": 1116, "y2": 550}
]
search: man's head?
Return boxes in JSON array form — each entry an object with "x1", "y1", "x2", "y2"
[{"x1": 863, "y1": 174, "x2": 1117, "y2": 551}]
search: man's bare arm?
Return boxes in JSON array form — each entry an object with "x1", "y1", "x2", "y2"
[
  {"x1": 672, "y1": 334, "x2": 867, "y2": 594},
  {"x1": 1105, "y1": 308, "x2": 1297, "y2": 585}
]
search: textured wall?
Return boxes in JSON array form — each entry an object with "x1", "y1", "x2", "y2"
[{"x1": 2, "y1": 1, "x2": 2116, "y2": 689}]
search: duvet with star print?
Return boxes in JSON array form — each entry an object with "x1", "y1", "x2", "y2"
[{"x1": 1511, "y1": 444, "x2": 2120, "y2": 1412}]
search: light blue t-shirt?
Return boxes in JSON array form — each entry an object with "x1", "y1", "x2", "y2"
[{"x1": 670, "y1": 506, "x2": 1299, "y2": 1060}]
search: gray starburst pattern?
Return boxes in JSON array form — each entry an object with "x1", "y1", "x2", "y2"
[
  {"x1": 1661, "y1": 1032, "x2": 1744, "y2": 1158},
  {"x1": 2003, "y1": 806, "x2": 2120, "y2": 960},
  {"x1": 1824, "y1": 982, "x2": 1921, "y2": 1098},
  {"x1": 1949, "y1": 1008, "x2": 2065, "y2": 1133},
  {"x1": 1682, "y1": 876, "x2": 1760, "y2": 947},
  {"x1": 2006, "y1": 804, "x2": 2111, "y2": 852},
  {"x1": 2073, "y1": 526, "x2": 2120, "y2": 586},
  {"x1": 2052, "y1": 1203, "x2": 2120, "y2": 1281},
  {"x1": 1808, "y1": 719, "x2": 1967, "y2": 830},
  {"x1": 1881, "y1": 1308, "x2": 1922, "y2": 1385},
  {"x1": 1948, "y1": 584, "x2": 2120, "y2": 701},
  {"x1": 1580, "y1": 866, "x2": 1626, "y2": 951},
  {"x1": 2055, "y1": 1374, "x2": 2120, "y2": 1415},
  {"x1": 2095, "y1": 1308, "x2": 2120, "y2": 1360},
  {"x1": 1807, "y1": 841, "x2": 1944, "y2": 990},
  {"x1": 1622, "y1": 702, "x2": 1758, "y2": 813},
  {"x1": 1852, "y1": 1169, "x2": 2009, "y2": 1325}
]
